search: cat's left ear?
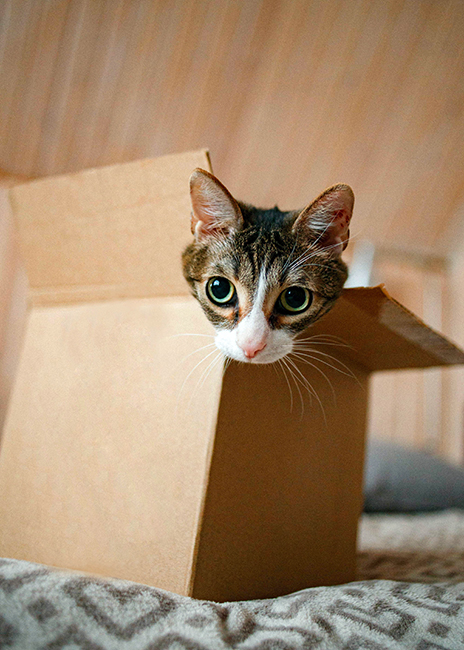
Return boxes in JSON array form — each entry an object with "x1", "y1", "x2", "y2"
[
  {"x1": 189, "y1": 168, "x2": 243, "y2": 240},
  {"x1": 292, "y1": 184, "x2": 354, "y2": 256}
]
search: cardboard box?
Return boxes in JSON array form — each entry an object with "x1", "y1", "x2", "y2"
[{"x1": 0, "y1": 150, "x2": 463, "y2": 602}]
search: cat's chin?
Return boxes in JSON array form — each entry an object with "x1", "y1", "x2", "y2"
[{"x1": 214, "y1": 330, "x2": 293, "y2": 365}]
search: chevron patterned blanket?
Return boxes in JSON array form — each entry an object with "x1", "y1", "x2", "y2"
[
  {"x1": 0, "y1": 558, "x2": 463, "y2": 649},
  {"x1": 2, "y1": 511, "x2": 464, "y2": 649}
]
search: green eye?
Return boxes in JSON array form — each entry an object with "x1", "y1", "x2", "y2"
[
  {"x1": 206, "y1": 277, "x2": 236, "y2": 306},
  {"x1": 278, "y1": 286, "x2": 312, "y2": 314}
]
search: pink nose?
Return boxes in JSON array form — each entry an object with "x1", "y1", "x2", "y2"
[{"x1": 241, "y1": 341, "x2": 267, "y2": 359}]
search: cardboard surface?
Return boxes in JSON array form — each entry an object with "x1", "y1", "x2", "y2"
[
  {"x1": 9, "y1": 149, "x2": 211, "y2": 305},
  {"x1": 0, "y1": 297, "x2": 221, "y2": 593},
  {"x1": 192, "y1": 358, "x2": 369, "y2": 601},
  {"x1": 309, "y1": 286, "x2": 464, "y2": 371},
  {"x1": 0, "y1": 294, "x2": 369, "y2": 600},
  {"x1": 1, "y1": 151, "x2": 463, "y2": 601}
]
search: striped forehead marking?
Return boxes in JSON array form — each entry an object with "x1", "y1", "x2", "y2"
[
  {"x1": 233, "y1": 271, "x2": 267, "y2": 323},
  {"x1": 253, "y1": 269, "x2": 268, "y2": 311}
]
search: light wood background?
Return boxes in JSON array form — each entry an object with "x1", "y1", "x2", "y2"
[{"x1": 1, "y1": 0, "x2": 464, "y2": 460}]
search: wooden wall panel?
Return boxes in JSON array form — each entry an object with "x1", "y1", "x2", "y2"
[
  {"x1": 0, "y1": 0, "x2": 463, "y2": 256},
  {"x1": 442, "y1": 249, "x2": 464, "y2": 464},
  {"x1": 367, "y1": 257, "x2": 448, "y2": 455}
]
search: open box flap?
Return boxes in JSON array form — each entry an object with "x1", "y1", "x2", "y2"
[
  {"x1": 9, "y1": 149, "x2": 212, "y2": 306},
  {"x1": 306, "y1": 285, "x2": 464, "y2": 371}
]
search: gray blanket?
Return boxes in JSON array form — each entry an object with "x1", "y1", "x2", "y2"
[{"x1": 1, "y1": 557, "x2": 464, "y2": 649}]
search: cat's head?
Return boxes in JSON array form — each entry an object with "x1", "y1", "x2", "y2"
[{"x1": 182, "y1": 169, "x2": 354, "y2": 364}]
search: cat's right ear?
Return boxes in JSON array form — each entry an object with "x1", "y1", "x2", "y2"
[
  {"x1": 292, "y1": 184, "x2": 354, "y2": 256},
  {"x1": 189, "y1": 169, "x2": 243, "y2": 240}
]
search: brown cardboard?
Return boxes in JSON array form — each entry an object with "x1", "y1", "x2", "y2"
[
  {"x1": 309, "y1": 286, "x2": 464, "y2": 370},
  {"x1": 191, "y1": 356, "x2": 369, "y2": 601},
  {"x1": 0, "y1": 297, "x2": 222, "y2": 595},
  {"x1": 9, "y1": 150, "x2": 207, "y2": 305},
  {"x1": 0, "y1": 181, "x2": 28, "y2": 432},
  {"x1": 0, "y1": 151, "x2": 463, "y2": 601}
]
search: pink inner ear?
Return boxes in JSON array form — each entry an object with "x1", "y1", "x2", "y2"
[
  {"x1": 189, "y1": 170, "x2": 243, "y2": 240},
  {"x1": 311, "y1": 197, "x2": 353, "y2": 254},
  {"x1": 294, "y1": 184, "x2": 354, "y2": 246},
  {"x1": 324, "y1": 208, "x2": 350, "y2": 252},
  {"x1": 332, "y1": 209, "x2": 351, "y2": 232}
]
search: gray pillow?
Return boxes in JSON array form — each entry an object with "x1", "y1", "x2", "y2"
[{"x1": 363, "y1": 439, "x2": 464, "y2": 512}]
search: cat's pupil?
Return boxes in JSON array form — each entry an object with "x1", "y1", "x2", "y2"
[
  {"x1": 285, "y1": 287, "x2": 306, "y2": 308},
  {"x1": 280, "y1": 287, "x2": 311, "y2": 313},
  {"x1": 211, "y1": 278, "x2": 230, "y2": 300},
  {"x1": 207, "y1": 277, "x2": 235, "y2": 305}
]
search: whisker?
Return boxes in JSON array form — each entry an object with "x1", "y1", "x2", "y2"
[
  {"x1": 173, "y1": 342, "x2": 217, "y2": 372},
  {"x1": 286, "y1": 248, "x2": 320, "y2": 274},
  {"x1": 290, "y1": 352, "x2": 337, "y2": 404},
  {"x1": 287, "y1": 244, "x2": 336, "y2": 270},
  {"x1": 287, "y1": 250, "x2": 334, "y2": 270},
  {"x1": 281, "y1": 356, "x2": 305, "y2": 417},
  {"x1": 277, "y1": 358, "x2": 294, "y2": 412},
  {"x1": 281, "y1": 239, "x2": 299, "y2": 274},
  {"x1": 309, "y1": 217, "x2": 335, "y2": 249},
  {"x1": 312, "y1": 225, "x2": 365, "y2": 256},
  {"x1": 296, "y1": 334, "x2": 355, "y2": 352},
  {"x1": 300, "y1": 333, "x2": 348, "y2": 344},
  {"x1": 222, "y1": 355, "x2": 233, "y2": 377},
  {"x1": 188, "y1": 350, "x2": 223, "y2": 410},
  {"x1": 286, "y1": 224, "x2": 365, "y2": 277},
  {"x1": 298, "y1": 347, "x2": 358, "y2": 374},
  {"x1": 285, "y1": 247, "x2": 315, "y2": 272},
  {"x1": 306, "y1": 228, "x2": 367, "y2": 262},
  {"x1": 292, "y1": 348, "x2": 354, "y2": 374},
  {"x1": 176, "y1": 347, "x2": 219, "y2": 414},
  {"x1": 294, "y1": 340, "x2": 352, "y2": 350},
  {"x1": 302, "y1": 263, "x2": 342, "y2": 272},
  {"x1": 292, "y1": 348, "x2": 355, "y2": 372},
  {"x1": 292, "y1": 348, "x2": 363, "y2": 388},
  {"x1": 286, "y1": 357, "x2": 327, "y2": 425},
  {"x1": 166, "y1": 333, "x2": 215, "y2": 339}
]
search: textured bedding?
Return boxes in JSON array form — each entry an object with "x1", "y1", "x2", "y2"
[
  {"x1": 358, "y1": 510, "x2": 464, "y2": 585},
  {"x1": 1, "y1": 511, "x2": 464, "y2": 649}
]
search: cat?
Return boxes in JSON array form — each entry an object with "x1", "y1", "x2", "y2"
[{"x1": 182, "y1": 168, "x2": 354, "y2": 365}]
